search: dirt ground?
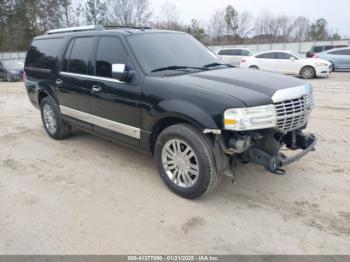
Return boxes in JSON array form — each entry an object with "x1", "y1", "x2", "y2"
[{"x1": 0, "y1": 72, "x2": 349, "y2": 255}]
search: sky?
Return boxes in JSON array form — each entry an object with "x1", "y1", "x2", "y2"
[{"x1": 150, "y1": 0, "x2": 350, "y2": 38}]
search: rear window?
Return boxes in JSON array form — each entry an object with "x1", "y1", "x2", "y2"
[{"x1": 25, "y1": 38, "x2": 64, "y2": 71}]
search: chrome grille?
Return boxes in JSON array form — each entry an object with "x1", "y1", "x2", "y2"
[{"x1": 274, "y1": 95, "x2": 313, "y2": 132}]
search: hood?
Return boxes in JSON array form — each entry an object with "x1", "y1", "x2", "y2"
[
  {"x1": 166, "y1": 68, "x2": 306, "y2": 107},
  {"x1": 305, "y1": 58, "x2": 331, "y2": 64}
]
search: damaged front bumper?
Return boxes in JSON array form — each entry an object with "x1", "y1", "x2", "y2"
[
  {"x1": 246, "y1": 132, "x2": 317, "y2": 175},
  {"x1": 211, "y1": 129, "x2": 317, "y2": 178}
]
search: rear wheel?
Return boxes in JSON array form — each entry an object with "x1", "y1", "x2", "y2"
[
  {"x1": 300, "y1": 66, "x2": 316, "y2": 79},
  {"x1": 154, "y1": 124, "x2": 221, "y2": 199},
  {"x1": 40, "y1": 96, "x2": 72, "y2": 140}
]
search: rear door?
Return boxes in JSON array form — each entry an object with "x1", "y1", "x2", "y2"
[
  {"x1": 57, "y1": 36, "x2": 95, "y2": 129},
  {"x1": 88, "y1": 36, "x2": 142, "y2": 146}
]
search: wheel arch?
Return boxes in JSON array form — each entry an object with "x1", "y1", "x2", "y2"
[{"x1": 148, "y1": 100, "x2": 219, "y2": 153}]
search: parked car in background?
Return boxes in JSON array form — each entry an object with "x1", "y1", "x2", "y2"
[
  {"x1": 306, "y1": 45, "x2": 348, "y2": 58},
  {"x1": 240, "y1": 50, "x2": 332, "y2": 79},
  {"x1": 217, "y1": 48, "x2": 254, "y2": 67},
  {"x1": 0, "y1": 59, "x2": 24, "y2": 81},
  {"x1": 313, "y1": 47, "x2": 350, "y2": 71}
]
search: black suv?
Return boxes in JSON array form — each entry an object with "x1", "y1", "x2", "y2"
[{"x1": 24, "y1": 25, "x2": 317, "y2": 199}]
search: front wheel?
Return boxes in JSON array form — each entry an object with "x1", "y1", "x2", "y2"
[
  {"x1": 249, "y1": 65, "x2": 259, "y2": 69},
  {"x1": 300, "y1": 66, "x2": 316, "y2": 79},
  {"x1": 154, "y1": 124, "x2": 221, "y2": 199}
]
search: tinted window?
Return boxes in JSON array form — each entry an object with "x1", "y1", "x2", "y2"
[
  {"x1": 312, "y1": 46, "x2": 323, "y2": 53},
  {"x1": 329, "y1": 49, "x2": 350, "y2": 55},
  {"x1": 256, "y1": 52, "x2": 275, "y2": 59},
  {"x1": 218, "y1": 50, "x2": 228, "y2": 55},
  {"x1": 25, "y1": 38, "x2": 64, "y2": 70},
  {"x1": 63, "y1": 37, "x2": 94, "y2": 74},
  {"x1": 276, "y1": 52, "x2": 292, "y2": 59},
  {"x1": 95, "y1": 37, "x2": 127, "y2": 78},
  {"x1": 241, "y1": 50, "x2": 251, "y2": 56}
]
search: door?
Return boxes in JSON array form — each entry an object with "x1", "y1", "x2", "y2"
[
  {"x1": 329, "y1": 49, "x2": 350, "y2": 69},
  {"x1": 275, "y1": 52, "x2": 298, "y2": 74},
  {"x1": 255, "y1": 52, "x2": 277, "y2": 71},
  {"x1": 57, "y1": 36, "x2": 95, "y2": 129},
  {"x1": 88, "y1": 36, "x2": 142, "y2": 145}
]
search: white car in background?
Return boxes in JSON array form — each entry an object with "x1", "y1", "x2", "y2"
[
  {"x1": 240, "y1": 50, "x2": 332, "y2": 79},
  {"x1": 217, "y1": 48, "x2": 254, "y2": 67}
]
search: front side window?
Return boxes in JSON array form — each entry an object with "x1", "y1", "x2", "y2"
[
  {"x1": 127, "y1": 33, "x2": 219, "y2": 74},
  {"x1": 62, "y1": 37, "x2": 94, "y2": 74},
  {"x1": 241, "y1": 50, "x2": 251, "y2": 56},
  {"x1": 95, "y1": 37, "x2": 127, "y2": 78},
  {"x1": 276, "y1": 52, "x2": 292, "y2": 60},
  {"x1": 256, "y1": 53, "x2": 275, "y2": 59}
]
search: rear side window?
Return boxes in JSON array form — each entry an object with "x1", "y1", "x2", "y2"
[
  {"x1": 329, "y1": 49, "x2": 350, "y2": 55},
  {"x1": 256, "y1": 52, "x2": 275, "y2": 59},
  {"x1": 241, "y1": 50, "x2": 251, "y2": 56},
  {"x1": 25, "y1": 38, "x2": 64, "y2": 71},
  {"x1": 95, "y1": 37, "x2": 127, "y2": 78},
  {"x1": 62, "y1": 37, "x2": 94, "y2": 74}
]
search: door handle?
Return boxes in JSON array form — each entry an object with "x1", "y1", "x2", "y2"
[
  {"x1": 56, "y1": 79, "x2": 63, "y2": 86},
  {"x1": 92, "y1": 85, "x2": 102, "y2": 92}
]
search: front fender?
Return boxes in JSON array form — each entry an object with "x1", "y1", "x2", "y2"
[{"x1": 152, "y1": 99, "x2": 220, "y2": 130}]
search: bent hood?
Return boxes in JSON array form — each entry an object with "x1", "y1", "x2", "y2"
[{"x1": 167, "y1": 68, "x2": 308, "y2": 107}]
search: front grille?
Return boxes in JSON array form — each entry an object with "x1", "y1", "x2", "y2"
[{"x1": 274, "y1": 95, "x2": 313, "y2": 132}]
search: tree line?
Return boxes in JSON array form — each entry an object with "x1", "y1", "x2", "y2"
[{"x1": 0, "y1": 0, "x2": 343, "y2": 51}]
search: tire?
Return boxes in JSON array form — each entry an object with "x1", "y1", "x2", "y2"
[
  {"x1": 300, "y1": 66, "x2": 316, "y2": 79},
  {"x1": 40, "y1": 96, "x2": 72, "y2": 140},
  {"x1": 249, "y1": 65, "x2": 259, "y2": 69},
  {"x1": 6, "y1": 73, "x2": 12, "y2": 82},
  {"x1": 330, "y1": 62, "x2": 335, "y2": 72},
  {"x1": 154, "y1": 124, "x2": 221, "y2": 199}
]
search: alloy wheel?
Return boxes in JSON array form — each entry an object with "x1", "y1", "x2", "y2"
[{"x1": 161, "y1": 139, "x2": 199, "y2": 188}]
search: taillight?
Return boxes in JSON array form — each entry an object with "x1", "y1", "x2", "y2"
[
  {"x1": 240, "y1": 59, "x2": 246, "y2": 63},
  {"x1": 313, "y1": 54, "x2": 319, "y2": 58}
]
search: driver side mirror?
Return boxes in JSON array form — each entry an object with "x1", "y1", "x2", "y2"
[
  {"x1": 112, "y1": 64, "x2": 133, "y2": 82},
  {"x1": 290, "y1": 57, "x2": 296, "y2": 61}
]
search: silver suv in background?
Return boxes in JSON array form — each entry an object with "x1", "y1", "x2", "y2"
[
  {"x1": 217, "y1": 48, "x2": 253, "y2": 67},
  {"x1": 314, "y1": 47, "x2": 350, "y2": 71}
]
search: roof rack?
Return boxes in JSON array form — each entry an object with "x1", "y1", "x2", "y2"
[
  {"x1": 103, "y1": 25, "x2": 152, "y2": 30},
  {"x1": 46, "y1": 25, "x2": 104, "y2": 35}
]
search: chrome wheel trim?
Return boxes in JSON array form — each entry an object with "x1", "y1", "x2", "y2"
[
  {"x1": 302, "y1": 67, "x2": 314, "y2": 78},
  {"x1": 161, "y1": 139, "x2": 199, "y2": 188},
  {"x1": 43, "y1": 104, "x2": 57, "y2": 134}
]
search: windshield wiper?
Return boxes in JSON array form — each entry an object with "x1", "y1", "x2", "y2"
[
  {"x1": 203, "y1": 62, "x2": 234, "y2": 68},
  {"x1": 151, "y1": 66, "x2": 209, "y2": 73}
]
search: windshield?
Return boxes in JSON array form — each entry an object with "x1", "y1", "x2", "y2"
[
  {"x1": 127, "y1": 33, "x2": 220, "y2": 74},
  {"x1": 2, "y1": 60, "x2": 24, "y2": 70}
]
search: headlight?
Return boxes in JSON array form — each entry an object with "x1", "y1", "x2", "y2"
[
  {"x1": 315, "y1": 62, "x2": 329, "y2": 67},
  {"x1": 224, "y1": 105, "x2": 277, "y2": 131}
]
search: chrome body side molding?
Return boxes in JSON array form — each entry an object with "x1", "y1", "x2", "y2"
[
  {"x1": 59, "y1": 72, "x2": 124, "y2": 84},
  {"x1": 272, "y1": 83, "x2": 313, "y2": 103},
  {"x1": 59, "y1": 106, "x2": 141, "y2": 139}
]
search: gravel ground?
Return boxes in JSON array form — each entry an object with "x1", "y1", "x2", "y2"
[{"x1": 0, "y1": 73, "x2": 349, "y2": 254}]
